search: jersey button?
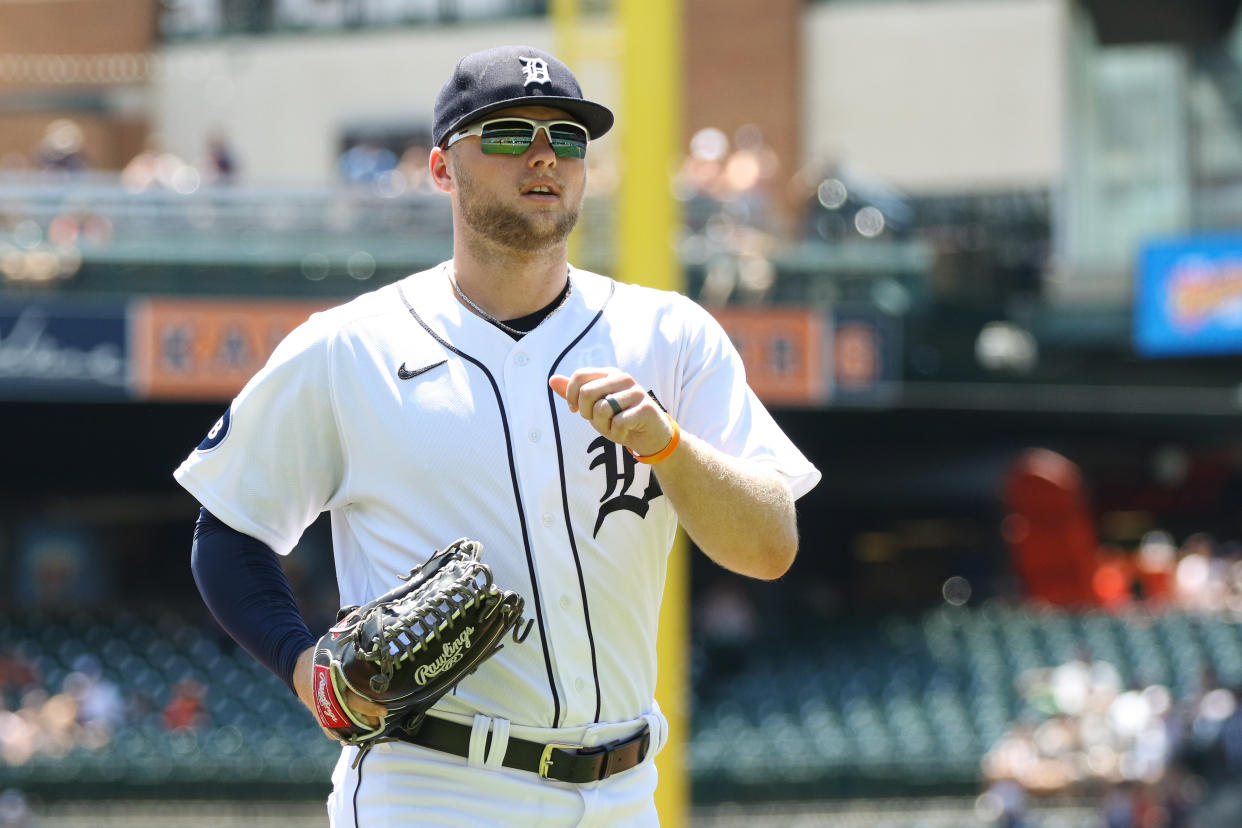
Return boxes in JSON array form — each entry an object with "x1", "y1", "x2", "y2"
[
  {"x1": 542, "y1": 513, "x2": 555, "y2": 527},
  {"x1": 528, "y1": 428, "x2": 541, "y2": 442},
  {"x1": 559, "y1": 594, "x2": 572, "y2": 609},
  {"x1": 574, "y1": 676, "x2": 587, "y2": 693},
  {"x1": 515, "y1": 352, "x2": 530, "y2": 366}
]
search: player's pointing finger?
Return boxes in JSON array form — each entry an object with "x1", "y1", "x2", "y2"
[{"x1": 550, "y1": 368, "x2": 608, "y2": 414}]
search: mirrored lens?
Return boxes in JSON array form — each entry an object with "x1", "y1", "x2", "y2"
[
  {"x1": 479, "y1": 121, "x2": 536, "y2": 155},
  {"x1": 478, "y1": 120, "x2": 588, "y2": 158},
  {"x1": 548, "y1": 125, "x2": 588, "y2": 158}
]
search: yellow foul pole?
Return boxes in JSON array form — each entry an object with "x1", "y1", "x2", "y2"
[
  {"x1": 617, "y1": 0, "x2": 687, "y2": 826},
  {"x1": 555, "y1": 1, "x2": 687, "y2": 822},
  {"x1": 551, "y1": 0, "x2": 580, "y2": 66}
]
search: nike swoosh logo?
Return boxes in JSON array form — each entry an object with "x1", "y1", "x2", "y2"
[{"x1": 397, "y1": 359, "x2": 447, "y2": 380}]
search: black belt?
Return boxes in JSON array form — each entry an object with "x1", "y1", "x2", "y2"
[{"x1": 396, "y1": 716, "x2": 651, "y2": 784}]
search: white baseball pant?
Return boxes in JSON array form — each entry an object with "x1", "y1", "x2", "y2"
[{"x1": 327, "y1": 712, "x2": 667, "y2": 827}]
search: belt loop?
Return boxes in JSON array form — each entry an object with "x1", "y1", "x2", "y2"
[
  {"x1": 484, "y1": 717, "x2": 510, "y2": 770},
  {"x1": 467, "y1": 714, "x2": 492, "y2": 769},
  {"x1": 642, "y1": 705, "x2": 669, "y2": 758}
]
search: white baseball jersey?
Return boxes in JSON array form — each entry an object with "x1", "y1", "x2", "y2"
[{"x1": 175, "y1": 259, "x2": 819, "y2": 734}]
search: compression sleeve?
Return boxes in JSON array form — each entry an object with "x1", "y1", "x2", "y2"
[{"x1": 190, "y1": 508, "x2": 317, "y2": 694}]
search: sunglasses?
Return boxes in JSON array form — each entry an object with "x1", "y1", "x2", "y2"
[{"x1": 444, "y1": 117, "x2": 589, "y2": 158}]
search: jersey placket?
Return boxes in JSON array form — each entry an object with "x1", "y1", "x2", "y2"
[{"x1": 502, "y1": 343, "x2": 598, "y2": 727}]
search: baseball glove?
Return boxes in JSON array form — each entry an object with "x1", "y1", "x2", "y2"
[{"x1": 311, "y1": 538, "x2": 530, "y2": 755}]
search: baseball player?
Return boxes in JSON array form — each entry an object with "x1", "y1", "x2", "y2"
[{"x1": 176, "y1": 45, "x2": 820, "y2": 826}]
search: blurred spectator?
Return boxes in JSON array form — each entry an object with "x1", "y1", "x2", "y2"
[
  {"x1": 1093, "y1": 546, "x2": 1139, "y2": 609},
  {"x1": 695, "y1": 577, "x2": 758, "y2": 687},
  {"x1": 0, "y1": 705, "x2": 35, "y2": 767},
  {"x1": 65, "y1": 655, "x2": 124, "y2": 735},
  {"x1": 338, "y1": 138, "x2": 397, "y2": 185},
  {"x1": 1136, "y1": 531, "x2": 1177, "y2": 604},
  {"x1": 14, "y1": 523, "x2": 103, "y2": 608},
  {"x1": 1220, "y1": 542, "x2": 1242, "y2": 617},
  {"x1": 126, "y1": 686, "x2": 158, "y2": 727},
  {"x1": 36, "y1": 119, "x2": 88, "y2": 173},
  {"x1": 1176, "y1": 534, "x2": 1229, "y2": 613},
  {"x1": 201, "y1": 130, "x2": 239, "y2": 185},
  {"x1": 1048, "y1": 649, "x2": 1122, "y2": 716},
  {"x1": 696, "y1": 577, "x2": 758, "y2": 647},
  {"x1": 9, "y1": 687, "x2": 78, "y2": 761},
  {"x1": 0, "y1": 650, "x2": 38, "y2": 708},
  {"x1": 979, "y1": 776, "x2": 1028, "y2": 827},
  {"x1": 36, "y1": 688, "x2": 79, "y2": 758},
  {"x1": 122, "y1": 137, "x2": 199, "y2": 194},
  {"x1": 0, "y1": 789, "x2": 31, "y2": 828},
  {"x1": 1102, "y1": 781, "x2": 1143, "y2": 828},
  {"x1": 1182, "y1": 678, "x2": 1240, "y2": 782},
  {"x1": 162, "y1": 677, "x2": 207, "y2": 731}
]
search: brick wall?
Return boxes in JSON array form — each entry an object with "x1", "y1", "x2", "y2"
[
  {"x1": 684, "y1": 0, "x2": 803, "y2": 230},
  {"x1": 0, "y1": 0, "x2": 155, "y2": 168}
]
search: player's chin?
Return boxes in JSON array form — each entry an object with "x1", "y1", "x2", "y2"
[
  {"x1": 524, "y1": 213, "x2": 580, "y2": 244},
  {"x1": 519, "y1": 199, "x2": 571, "y2": 219}
]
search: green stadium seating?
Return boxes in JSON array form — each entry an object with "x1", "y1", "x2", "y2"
[{"x1": 8, "y1": 603, "x2": 1242, "y2": 800}]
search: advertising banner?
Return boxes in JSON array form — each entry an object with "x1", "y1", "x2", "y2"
[
  {"x1": 829, "y1": 306, "x2": 901, "y2": 403},
  {"x1": 130, "y1": 298, "x2": 333, "y2": 401},
  {"x1": 709, "y1": 306, "x2": 830, "y2": 406},
  {"x1": 0, "y1": 300, "x2": 129, "y2": 400},
  {"x1": 1136, "y1": 235, "x2": 1242, "y2": 356}
]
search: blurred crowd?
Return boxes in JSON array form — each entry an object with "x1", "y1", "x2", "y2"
[
  {"x1": 0, "y1": 648, "x2": 206, "y2": 768},
  {"x1": 1060, "y1": 527, "x2": 1242, "y2": 620},
  {"x1": 0, "y1": 119, "x2": 241, "y2": 286},
  {"x1": 973, "y1": 524, "x2": 1242, "y2": 828},
  {"x1": 982, "y1": 650, "x2": 1242, "y2": 827},
  {"x1": 1124, "y1": 531, "x2": 1242, "y2": 617},
  {"x1": 1, "y1": 119, "x2": 238, "y2": 191},
  {"x1": 0, "y1": 115, "x2": 946, "y2": 308},
  {"x1": 674, "y1": 124, "x2": 786, "y2": 306}
]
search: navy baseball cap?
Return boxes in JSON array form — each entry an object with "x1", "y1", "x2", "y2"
[{"x1": 432, "y1": 45, "x2": 614, "y2": 148}]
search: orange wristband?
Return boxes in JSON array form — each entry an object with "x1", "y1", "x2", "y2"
[{"x1": 629, "y1": 415, "x2": 681, "y2": 464}]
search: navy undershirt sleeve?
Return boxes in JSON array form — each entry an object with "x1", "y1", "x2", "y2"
[{"x1": 191, "y1": 507, "x2": 317, "y2": 695}]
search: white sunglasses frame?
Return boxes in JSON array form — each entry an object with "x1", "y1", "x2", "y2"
[{"x1": 443, "y1": 117, "x2": 590, "y2": 157}]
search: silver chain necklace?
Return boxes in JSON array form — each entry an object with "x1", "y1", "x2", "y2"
[{"x1": 450, "y1": 272, "x2": 572, "y2": 338}]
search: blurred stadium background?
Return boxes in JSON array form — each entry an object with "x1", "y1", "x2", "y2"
[{"x1": 4, "y1": 0, "x2": 1242, "y2": 825}]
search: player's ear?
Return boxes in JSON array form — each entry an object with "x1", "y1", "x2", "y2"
[{"x1": 429, "y1": 147, "x2": 454, "y2": 194}]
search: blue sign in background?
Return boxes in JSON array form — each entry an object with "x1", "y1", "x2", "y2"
[
  {"x1": 0, "y1": 299, "x2": 130, "y2": 400},
  {"x1": 1136, "y1": 234, "x2": 1242, "y2": 357}
]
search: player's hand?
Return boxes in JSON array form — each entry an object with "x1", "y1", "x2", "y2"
[
  {"x1": 293, "y1": 646, "x2": 388, "y2": 743},
  {"x1": 549, "y1": 368, "x2": 675, "y2": 458}
]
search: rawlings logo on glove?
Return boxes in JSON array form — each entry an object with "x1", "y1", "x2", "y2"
[
  {"x1": 311, "y1": 539, "x2": 530, "y2": 754},
  {"x1": 313, "y1": 663, "x2": 352, "y2": 729},
  {"x1": 413, "y1": 625, "x2": 475, "y2": 685}
]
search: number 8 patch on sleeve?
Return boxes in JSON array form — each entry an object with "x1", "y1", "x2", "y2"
[{"x1": 197, "y1": 404, "x2": 232, "y2": 452}]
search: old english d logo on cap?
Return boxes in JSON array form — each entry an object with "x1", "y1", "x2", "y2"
[{"x1": 519, "y1": 56, "x2": 551, "y2": 88}]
